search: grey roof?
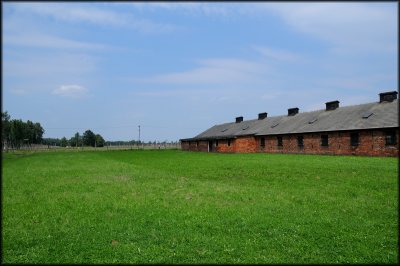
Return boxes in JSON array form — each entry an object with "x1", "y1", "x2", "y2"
[{"x1": 181, "y1": 99, "x2": 398, "y2": 141}]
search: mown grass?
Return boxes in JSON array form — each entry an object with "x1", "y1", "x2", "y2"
[{"x1": 2, "y1": 149, "x2": 398, "y2": 264}]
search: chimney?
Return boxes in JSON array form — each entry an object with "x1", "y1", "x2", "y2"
[
  {"x1": 288, "y1": 108, "x2": 299, "y2": 116},
  {"x1": 325, "y1": 100, "x2": 339, "y2": 111},
  {"x1": 379, "y1": 91, "x2": 398, "y2": 103},
  {"x1": 258, "y1": 112, "x2": 268, "y2": 120},
  {"x1": 235, "y1": 116, "x2": 243, "y2": 123}
]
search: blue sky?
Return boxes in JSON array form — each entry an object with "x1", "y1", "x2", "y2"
[{"x1": 3, "y1": 2, "x2": 398, "y2": 142}]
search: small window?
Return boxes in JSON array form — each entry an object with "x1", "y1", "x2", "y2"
[
  {"x1": 196, "y1": 141, "x2": 199, "y2": 147},
  {"x1": 321, "y1": 134, "x2": 329, "y2": 147},
  {"x1": 228, "y1": 139, "x2": 231, "y2": 146},
  {"x1": 242, "y1": 125, "x2": 249, "y2": 130},
  {"x1": 385, "y1": 131, "x2": 397, "y2": 145},
  {"x1": 271, "y1": 122, "x2": 279, "y2": 128},
  {"x1": 309, "y1": 118, "x2": 318, "y2": 124},
  {"x1": 221, "y1": 128, "x2": 228, "y2": 132},
  {"x1": 350, "y1": 133, "x2": 359, "y2": 146},
  {"x1": 277, "y1": 136, "x2": 283, "y2": 147},
  {"x1": 260, "y1": 137, "x2": 265, "y2": 147},
  {"x1": 216, "y1": 140, "x2": 219, "y2": 147},
  {"x1": 297, "y1": 135, "x2": 304, "y2": 147}
]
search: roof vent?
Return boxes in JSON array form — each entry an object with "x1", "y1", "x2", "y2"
[
  {"x1": 288, "y1": 108, "x2": 299, "y2": 116},
  {"x1": 362, "y1": 112, "x2": 373, "y2": 119},
  {"x1": 379, "y1": 91, "x2": 398, "y2": 103},
  {"x1": 235, "y1": 116, "x2": 243, "y2": 123},
  {"x1": 326, "y1": 100, "x2": 339, "y2": 111},
  {"x1": 221, "y1": 128, "x2": 228, "y2": 132},
  {"x1": 271, "y1": 122, "x2": 279, "y2": 128},
  {"x1": 258, "y1": 112, "x2": 268, "y2": 120},
  {"x1": 308, "y1": 118, "x2": 318, "y2": 124},
  {"x1": 242, "y1": 125, "x2": 249, "y2": 130}
]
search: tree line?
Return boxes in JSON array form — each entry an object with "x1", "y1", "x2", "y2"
[
  {"x1": 2, "y1": 111, "x2": 106, "y2": 150},
  {"x1": 2, "y1": 111, "x2": 179, "y2": 151},
  {"x1": 44, "y1": 130, "x2": 106, "y2": 148},
  {"x1": 2, "y1": 111, "x2": 45, "y2": 150}
]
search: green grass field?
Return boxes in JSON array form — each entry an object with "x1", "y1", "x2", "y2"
[{"x1": 2, "y1": 149, "x2": 398, "y2": 264}]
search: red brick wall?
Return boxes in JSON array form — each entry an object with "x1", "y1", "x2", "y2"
[
  {"x1": 233, "y1": 136, "x2": 257, "y2": 153},
  {"x1": 215, "y1": 139, "x2": 235, "y2": 153},
  {"x1": 182, "y1": 129, "x2": 398, "y2": 156},
  {"x1": 257, "y1": 129, "x2": 399, "y2": 157},
  {"x1": 181, "y1": 141, "x2": 190, "y2": 151},
  {"x1": 181, "y1": 140, "x2": 208, "y2": 152}
]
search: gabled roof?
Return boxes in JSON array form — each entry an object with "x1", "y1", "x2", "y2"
[{"x1": 181, "y1": 99, "x2": 398, "y2": 141}]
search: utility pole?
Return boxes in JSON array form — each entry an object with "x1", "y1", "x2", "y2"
[{"x1": 138, "y1": 125, "x2": 141, "y2": 144}]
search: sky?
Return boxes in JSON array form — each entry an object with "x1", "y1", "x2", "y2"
[{"x1": 2, "y1": 2, "x2": 398, "y2": 142}]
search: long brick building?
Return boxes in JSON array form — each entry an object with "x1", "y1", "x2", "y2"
[{"x1": 181, "y1": 91, "x2": 399, "y2": 156}]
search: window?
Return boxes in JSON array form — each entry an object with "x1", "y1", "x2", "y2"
[
  {"x1": 350, "y1": 133, "x2": 359, "y2": 146},
  {"x1": 260, "y1": 137, "x2": 265, "y2": 147},
  {"x1": 277, "y1": 136, "x2": 283, "y2": 147},
  {"x1": 228, "y1": 139, "x2": 231, "y2": 146},
  {"x1": 216, "y1": 140, "x2": 219, "y2": 147},
  {"x1": 196, "y1": 141, "x2": 199, "y2": 147},
  {"x1": 297, "y1": 135, "x2": 304, "y2": 147},
  {"x1": 385, "y1": 131, "x2": 397, "y2": 145},
  {"x1": 321, "y1": 134, "x2": 329, "y2": 147}
]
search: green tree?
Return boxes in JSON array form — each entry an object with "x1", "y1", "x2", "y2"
[
  {"x1": 69, "y1": 132, "x2": 81, "y2": 147},
  {"x1": 2, "y1": 112, "x2": 11, "y2": 150},
  {"x1": 83, "y1": 130, "x2": 96, "y2": 147},
  {"x1": 95, "y1": 134, "x2": 105, "y2": 147},
  {"x1": 10, "y1": 119, "x2": 26, "y2": 149},
  {"x1": 33, "y1": 122, "x2": 44, "y2": 144},
  {"x1": 60, "y1": 137, "x2": 68, "y2": 147}
]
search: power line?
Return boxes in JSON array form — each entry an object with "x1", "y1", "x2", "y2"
[{"x1": 45, "y1": 124, "x2": 204, "y2": 130}]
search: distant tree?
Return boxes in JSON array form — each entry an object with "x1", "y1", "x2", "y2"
[
  {"x1": 69, "y1": 132, "x2": 81, "y2": 147},
  {"x1": 33, "y1": 122, "x2": 44, "y2": 144},
  {"x1": 83, "y1": 130, "x2": 96, "y2": 147},
  {"x1": 43, "y1": 138, "x2": 61, "y2": 146},
  {"x1": 1, "y1": 112, "x2": 44, "y2": 150},
  {"x1": 2, "y1": 112, "x2": 11, "y2": 150},
  {"x1": 95, "y1": 134, "x2": 105, "y2": 147},
  {"x1": 60, "y1": 137, "x2": 68, "y2": 147},
  {"x1": 10, "y1": 119, "x2": 26, "y2": 149}
]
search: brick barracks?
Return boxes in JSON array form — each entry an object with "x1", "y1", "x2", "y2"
[{"x1": 180, "y1": 91, "x2": 399, "y2": 157}]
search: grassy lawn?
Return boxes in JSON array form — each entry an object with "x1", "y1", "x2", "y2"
[{"x1": 2, "y1": 149, "x2": 398, "y2": 264}]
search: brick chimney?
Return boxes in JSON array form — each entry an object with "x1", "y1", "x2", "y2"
[
  {"x1": 258, "y1": 112, "x2": 268, "y2": 120},
  {"x1": 326, "y1": 100, "x2": 339, "y2": 111},
  {"x1": 235, "y1": 116, "x2": 243, "y2": 123},
  {"x1": 379, "y1": 91, "x2": 398, "y2": 103},
  {"x1": 288, "y1": 108, "x2": 299, "y2": 116}
]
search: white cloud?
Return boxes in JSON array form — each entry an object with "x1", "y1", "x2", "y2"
[
  {"x1": 4, "y1": 32, "x2": 108, "y2": 50},
  {"x1": 10, "y1": 88, "x2": 28, "y2": 95},
  {"x1": 130, "y1": 2, "x2": 235, "y2": 17},
  {"x1": 136, "y1": 58, "x2": 270, "y2": 85},
  {"x1": 128, "y1": 2, "x2": 396, "y2": 53},
  {"x1": 252, "y1": 46, "x2": 302, "y2": 62},
  {"x1": 4, "y1": 53, "x2": 97, "y2": 78},
  {"x1": 52, "y1": 85, "x2": 88, "y2": 98},
  {"x1": 11, "y1": 3, "x2": 178, "y2": 33},
  {"x1": 15, "y1": 3, "x2": 129, "y2": 26},
  {"x1": 263, "y1": 3, "x2": 397, "y2": 53}
]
